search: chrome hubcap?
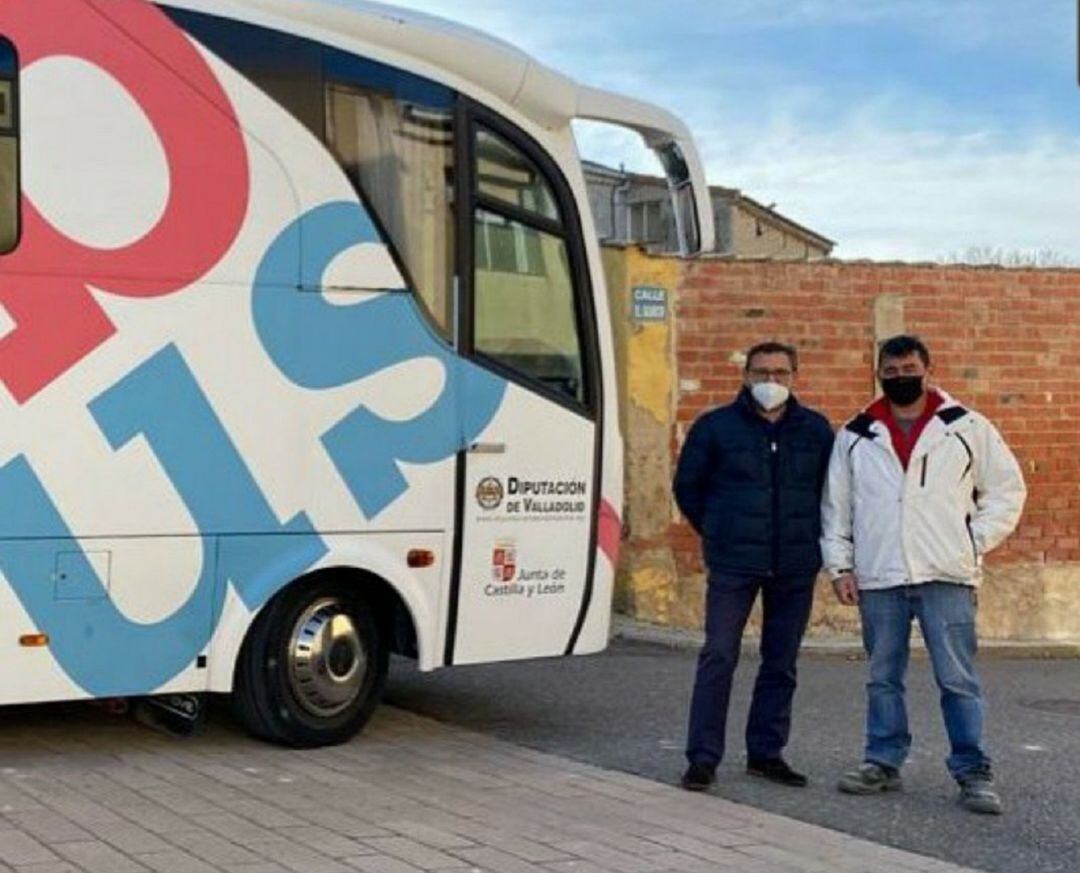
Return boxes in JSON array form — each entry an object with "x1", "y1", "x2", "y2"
[{"x1": 287, "y1": 597, "x2": 367, "y2": 718}]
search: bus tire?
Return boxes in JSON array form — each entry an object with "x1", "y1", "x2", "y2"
[{"x1": 232, "y1": 577, "x2": 388, "y2": 748}]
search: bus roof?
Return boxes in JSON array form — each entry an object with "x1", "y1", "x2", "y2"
[
  {"x1": 160, "y1": 0, "x2": 716, "y2": 252},
  {"x1": 160, "y1": 0, "x2": 693, "y2": 138}
]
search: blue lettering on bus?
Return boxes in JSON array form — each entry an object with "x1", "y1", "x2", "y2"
[
  {"x1": 90, "y1": 343, "x2": 326, "y2": 615},
  {"x1": 252, "y1": 201, "x2": 506, "y2": 518},
  {"x1": 0, "y1": 345, "x2": 325, "y2": 695},
  {"x1": 0, "y1": 199, "x2": 495, "y2": 695}
]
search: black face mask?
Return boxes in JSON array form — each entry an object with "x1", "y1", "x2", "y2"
[{"x1": 881, "y1": 376, "x2": 925, "y2": 406}]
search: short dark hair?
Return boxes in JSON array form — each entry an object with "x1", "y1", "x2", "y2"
[
  {"x1": 745, "y1": 341, "x2": 798, "y2": 372},
  {"x1": 878, "y1": 334, "x2": 931, "y2": 368}
]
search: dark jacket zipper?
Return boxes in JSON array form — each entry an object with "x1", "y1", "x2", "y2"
[{"x1": 770, "y1": 438, "x2": 780, "y2": 576}]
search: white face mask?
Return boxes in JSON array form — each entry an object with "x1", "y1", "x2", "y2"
[{"x1": 751, "y1": 381, "x2": 790, "y2": 411}]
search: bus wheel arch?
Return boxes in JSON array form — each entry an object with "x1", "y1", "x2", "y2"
[{"x1": 229, "y1": 566, "x2": 416, "y2": 747}]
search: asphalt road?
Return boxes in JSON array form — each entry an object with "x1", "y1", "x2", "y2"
[{"x1": 385, "y1": 639, "x2": 1080, "y2": 873}]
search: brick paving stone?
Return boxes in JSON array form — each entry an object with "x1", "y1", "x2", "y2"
[
  {"x1": 542, "y1": 862, "x2": 617, "y2": 873},
  {"x1": 640, "y1": 831, "x2": 756, "y2": 861},
  {"x1": 187, "y1": 812, "x2": 278, "y2": 849},
  {"x1": 641, "y1": 855, "x2": 761, "y2": 873},
  {"x1": 227, "y1": 799, "x2": 306, "y2": 829},
  {"x1": 0, "y1": 790, "x2": 45, "y2": 815},
  {"x1": 102, "y1": 798, "x2": 206, "y2": 837},
  {"x1": 469, "y1": 834, "x2": 572, "y2": 866},
  {"x1": 362, "y1": 837, "x2": 466, "y2": 870},
  {"x1": 7, "y1": 863, "x2": 79, "y2": 873},
  {"x1": 290, "y1": 809, "x2": 394, "y2": 840},
  {"x1": 375, "y1": 821, "x2": 476, "y2": 851},
  {"x1": 182, "y1": 765, "x2": 265, "y2": 790},
  {"x1": 452, "y1": 848, "x2": 552, "y2": 873},
  {"x1": 101, "y1": 766, "x2": 170, "y2": 792},
  {"x1": 0, "y1": 830, "x2": 58, "y2": 866},
  {"x1": 377, "y1": 812, "x2": 566, "y2": 864},
  {"x1": 345, "y1": 856, "x2": 428, "y2": 873},
  {"x1": 553, "y1": 827, "x2": 669, "y2": 860},
  {"x1": 738, "y1": 843, "x2": 838, "y2": 873},
  {"x1": 1, "y1": 810, "x2": 91, "y2": 845},
  {"x1": 139, "y1": 782, "x2": 223, "y2": 816},
  {"x1": 222, "y1": 865, "x2": 296, "y2": 873},
  {"x1": 81, "y1": 819, "x2": 174, "y2": 854},
  {"x1": 425, "y1": 766, "x2": 506, "y2": 791},
  {"x1": 546, "y1": 841, "x2": 659, "y2": 873},
  {"x1": 53, "y1": 839, "x2": 150, "y2": 873},
  {"x1": 162, "y1": 830, "x2": 261, "y2": 867},
  {"x1": 243, "y1": 838, "x2": 354, "y2": 873},
  {"x1": 137, "y1": 850, "x2": 226, "y2": 873},
  {"x1": 275, "y1": 825, "x2": 376, "y2": 858},
  {"x1": 38, "y1": 794, "x2": 127, "y2": 829}
]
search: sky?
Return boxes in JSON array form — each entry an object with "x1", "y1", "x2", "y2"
[{"x1": 380, "y1": 0, "x2": 1078, "y2": 263}]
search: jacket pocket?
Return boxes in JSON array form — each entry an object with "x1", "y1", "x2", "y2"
[
  {"x1": 913, "y1": 507, "x2": 977, "y2": 581},
  {"x1": 965, "y1": 515, "x2": 979, "y2": 565}
]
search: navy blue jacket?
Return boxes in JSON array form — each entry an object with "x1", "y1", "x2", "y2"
[{"x1": 674, "y1": 389, "x2": 834, "y2": 577}]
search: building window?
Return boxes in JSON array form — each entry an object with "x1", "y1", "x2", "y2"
[
  {"x1": 0, "y1": 36, "x2": 19, "y2": 254},
  {"x1": 474, "y1": 209, "x2": 544, "y2": 275},
  {"x1": 476, "y1": 128, "x2": 560, "y2": 224}
]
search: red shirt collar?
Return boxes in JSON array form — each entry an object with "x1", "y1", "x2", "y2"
[{"x1": 867, "y1": 389, "x2": 944, "y2": 470}]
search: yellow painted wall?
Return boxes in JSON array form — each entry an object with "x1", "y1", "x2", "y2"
[{"x1": 602, "y1": 245, "x2": 684, "y2": 624}]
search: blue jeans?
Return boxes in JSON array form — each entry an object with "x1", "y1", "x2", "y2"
[
  {"x1": 686, "y1": 572, "x2": 815, "y2": 768},
  {"x1": 858, "y1": 582, "x2": 990, "y2": 782}
]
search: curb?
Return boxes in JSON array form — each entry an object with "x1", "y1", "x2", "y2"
[{"x1": 611, "y1": 615, "x2": 1080, "y2": 660}]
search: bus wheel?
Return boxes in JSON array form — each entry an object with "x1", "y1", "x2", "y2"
[{"x1": 232, "y1": 578, "x2": 388, "y2": 747}]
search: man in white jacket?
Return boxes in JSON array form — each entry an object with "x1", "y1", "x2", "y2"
[{"x1": 821, "y1": 335, "x2": 1025, "y2": 815}]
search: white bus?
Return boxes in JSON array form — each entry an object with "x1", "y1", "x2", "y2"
[{"x1": 0, "y1": 0, "x2": 714, "y2": 746}]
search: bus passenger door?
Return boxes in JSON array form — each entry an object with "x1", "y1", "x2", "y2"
[{"x1": 448, "y1": 114, "x2": 602, "y2": 665}]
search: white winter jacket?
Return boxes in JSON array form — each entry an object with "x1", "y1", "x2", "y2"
[{"x1": 821, "y1": 391, "x2": 1026, "y2": 589}]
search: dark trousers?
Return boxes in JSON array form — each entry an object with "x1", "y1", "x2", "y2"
[{"x1": 686, "y1": 571, "x2": 816, "y2": 768}]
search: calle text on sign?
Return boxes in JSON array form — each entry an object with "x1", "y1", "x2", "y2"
[{"x1": 631, "y1": 285, "x2": 668, "y2": 322}]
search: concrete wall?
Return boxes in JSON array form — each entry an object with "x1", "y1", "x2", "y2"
[
  {"x1": 727, "y1": 204, "x2": 830, "y2": 261},
  {"x1": 602, "y1": 246, "x2": 1080, "y2": 641}
]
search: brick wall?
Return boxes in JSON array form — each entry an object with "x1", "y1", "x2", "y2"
[
  {"x1": 611, "y1": 255, "x2": 1080, "y2": 639},
  {"x1": 673, "y1": 259, "x2": 1080, "y2": 576}
]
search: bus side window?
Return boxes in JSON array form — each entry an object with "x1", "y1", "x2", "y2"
[
  {"x1": 0, "y1": 35, "x2": 18, "y2": 254},
  {"x1": 472, "y1": 126, "x2": 587, "y2": 408},
  {"x1": 324, "y1": 53, "x2": 456, "y2": 339}
]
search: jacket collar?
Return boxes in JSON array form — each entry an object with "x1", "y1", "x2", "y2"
[
  {"x1": 866, "y1": 389, "x2": 944, "y2": 427},
  {"x1": 909, "y1": 390, "x2": 971, "y2": 459},
  {"x1": 846, "y1": 389, "x2": 970, "y2": 461}
]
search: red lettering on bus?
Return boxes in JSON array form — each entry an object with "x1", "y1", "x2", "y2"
[{"x1": 0, "y1": 0, "x2": 249, "y2": 402}]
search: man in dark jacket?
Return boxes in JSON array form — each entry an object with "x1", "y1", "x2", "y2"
[{"x1": 675, "y1": 341, "x2": 833, "y2": 791}]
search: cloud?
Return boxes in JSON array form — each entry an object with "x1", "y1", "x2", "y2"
[
  {"x1": 720, "y1": 122, "x2": 1080, "y2": 261},
  {"x1": 368, "y1": 1, "x2": 1080, "y2": 262}
]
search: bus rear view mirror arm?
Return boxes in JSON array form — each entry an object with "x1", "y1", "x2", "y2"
[{"x1": 574, "y1": 85, "x2": 716, "y2": 255}]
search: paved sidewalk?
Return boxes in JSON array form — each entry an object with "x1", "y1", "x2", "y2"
[
  {"x1": 0, "y1": 703, "x2": 985, "y2": 873},
  {"x1": 612, "y1": 615, "x2": 1080, "y2": 659}
]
